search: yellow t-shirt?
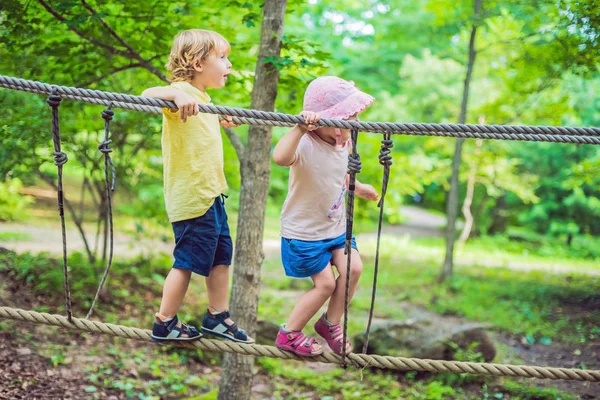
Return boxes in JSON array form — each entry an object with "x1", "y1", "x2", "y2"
[{"x1": 162, "y1": 82, "x2": 228, "y2": 222}]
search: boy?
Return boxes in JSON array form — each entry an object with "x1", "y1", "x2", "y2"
[{"x1": 142, "y1": 29, "x2": 252, "y2": 343}]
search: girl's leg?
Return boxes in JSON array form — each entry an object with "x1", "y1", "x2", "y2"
[
  {"x1": 326, "y1": 248, "x2": 363, "y2": 324},
  {"x1": 159, "y1": 267, "x2": 192, "y2": 318},
  {"x1": 285, "y1": 264, "x2": 337, "y2": 331}
]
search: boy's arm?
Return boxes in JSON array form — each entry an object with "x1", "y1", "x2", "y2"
[
  {"x1": 141, "y1": 86, "x2": 198, "y2": 123},
  {"x1": 273, "y1": 111, "x2": 319, "y2": 167}
]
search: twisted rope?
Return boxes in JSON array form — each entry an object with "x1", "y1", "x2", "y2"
[
  {"x1": 86, "y1": 106, "x2": 116, "y2": 320},
  {"x1": 2, "y1": 75, "x2": 599, "y2": 144},
  {"x1": 362, "y1": 132, "x2": 394, "y2": 354},
  {"x1": 46, "y1": 88, "x2": 73, "y2": 323},
  {"x1": 0, "y1": 83, "x2": 295, "y2": 128},
  {"x1": 0, "y1": 306, "x2": 597, "y2": 381},
  {"x1": 343, "y1": 128, "x2": 362, "y2": 367}
]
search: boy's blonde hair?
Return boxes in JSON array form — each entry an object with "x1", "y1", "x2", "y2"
[{"x1": 166, "y1": 29, "x2": 231, "y2": 82}]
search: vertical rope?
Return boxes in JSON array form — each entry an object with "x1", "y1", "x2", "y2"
[
  {"x1": 343, "y1": 128, "x2": 361, "y2": 367},
  {"x1": 362, "y1": 132, "x2": 393, "y2": 354},
  {"x1": 86, "y1": 105, "x2": 116, "y2": 319},
  {"x1": 47, "y1": 87, "x2": 73, "y2": 323}
]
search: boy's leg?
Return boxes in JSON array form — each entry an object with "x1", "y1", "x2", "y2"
[
  {"x1": 286, "y1": 264, "x2": 337, "y2": 331},
  {"x1": 205, "y1": 264, "x2": 234, "y2": 324},
  {"x1": 326, "y1": 248, "x2": 363, "y2": 324},
  {"x1": 153, "y1": 267, "x2": 200, "y2": 341},
  {"x1": 159, "y1": 267, "x2": 192, "y2": 318}
]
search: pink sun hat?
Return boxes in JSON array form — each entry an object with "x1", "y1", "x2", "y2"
[{"x1": 303, "y1": 76, "x2": 375, "y2": 120}]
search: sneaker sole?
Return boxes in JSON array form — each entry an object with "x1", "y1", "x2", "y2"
[
  {"x1": 201, "y1": 327, "x2": 255, "y2": 344},
  {"x1": 151, "y1": 334, "x2": 203, "y2": 343}
]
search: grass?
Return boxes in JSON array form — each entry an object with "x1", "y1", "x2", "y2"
[
  {"x1": 357, "y1": 234, "x2": 600, "y2": 271},
  {"x1": 0, "y1": 231, "x2": 31, "y2": 241}
]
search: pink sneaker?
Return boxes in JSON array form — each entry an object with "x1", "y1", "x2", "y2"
[
  {"x1": 314, "y1": 314, "x2": 352, "y2": 355},
  {"x1": 275, "y1": 325, "x2": 323, "y2": 357}
]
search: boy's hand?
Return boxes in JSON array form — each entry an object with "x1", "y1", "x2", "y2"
[
  {"x1": 300, "y1": 110, "x2": 320, "y2": 132},
  {"x1": 220, "y1": 116, "x2": 240, "y2": 129},
  {"x1": 356, "y1": 183, "x2": 379, "y2": 201},
  {"x1": 173, "y1": 92, "x2": 199, "y2": 123}
]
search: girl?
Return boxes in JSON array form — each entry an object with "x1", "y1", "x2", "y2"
[{"x1": 272, "y1": 76, "x2": 379, "y2": 356}]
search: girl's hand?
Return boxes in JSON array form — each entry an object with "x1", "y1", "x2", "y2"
[
  {"x1": 300, "y1": 110, "x2": 320, "y2": 132},
  {"x1": 220, "y1": 115, "x2": 240, "y2": 128},
  {"x1": 173, "y1": 92, "x2": 199, "y2": 123},
  {"x1": 357, "y1": 183, "x2": 379, "y2": 201}
]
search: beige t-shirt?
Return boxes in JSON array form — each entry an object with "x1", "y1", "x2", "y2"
[
  {"x1": 161, "y1": 82, "x2": 228, "y2": 223},
  {"x1": 280, "y1": 134, "x2": 349, "y2": 240}
]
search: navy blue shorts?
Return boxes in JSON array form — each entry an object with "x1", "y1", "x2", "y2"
[
  {"x1": 281, "y1": 232, "x2": 358, "y2": 278},
  {"x1": 171, "y1": 195, "x2": 232, "y2": 276}
]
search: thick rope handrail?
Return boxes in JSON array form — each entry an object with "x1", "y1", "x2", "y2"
[
  {"x1": 0, "y1": 306, "x2": 598, "y2": 382},
  {"x1": 0, "y1": 83, "x2": 297, "y2": 128},
  {"x1": 1, "y1": 75, "x2": 600, "y2": 145}
]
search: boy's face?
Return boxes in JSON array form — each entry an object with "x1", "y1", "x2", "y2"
[{"x1": 195, "y1": 48, "x2": 232, "y2": 89}]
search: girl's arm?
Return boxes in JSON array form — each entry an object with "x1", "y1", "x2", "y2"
[
  {"x1": 273, "y1": 111, "x2": 319, "y2": 166},
  {"x1": 355, "y1": 179, "x2": 379, "y2": 201}
]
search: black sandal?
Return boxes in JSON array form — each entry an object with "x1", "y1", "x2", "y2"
[
  {"x1": 151, "y1": 315, "x2": 202, "y2": 343},
  {"x1": 201, "y1": 310, "x2": 254, "y2": 344}
]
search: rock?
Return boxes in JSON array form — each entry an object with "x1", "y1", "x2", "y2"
[
  {"x1": 255, "y1": 319, "x2": 280, "y2": 345},
  {"x1": 16, "y1": 348, "x2": 32, "y2": 356},
  {"x1": 353, "y1": 319, "x2": 496, "y2": 362}
]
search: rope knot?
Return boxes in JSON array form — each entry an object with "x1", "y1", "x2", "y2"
[
  {"x1": 379, "y1": 135, "x2": 393, "y2": 167},
  {"x1": 53, "y1": 151, "x2": 68, "y2": 167},
  {"x1": 347, "y1": 153, "x2": 362, "y2": 174},
  {"x1": 101, "y1": 108, "x2": 114, "y2": 121},
  {"x1": 98, "y1": 139, "x2": 113, "y2": 154},
  {"x1": 47, "y1": 87, "x2": 62, "y2": 108}
]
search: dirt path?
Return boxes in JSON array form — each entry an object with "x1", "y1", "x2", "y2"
[{"x1": 3, "y1": 211, "x2": 599, "y2": 277}]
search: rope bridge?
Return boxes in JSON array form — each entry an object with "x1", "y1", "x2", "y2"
[
  {"x1": 1, "y1": 75, "x2": 599, "y2": 383},
  {"x1": 1, "y1": 307, "x2": 598, "y2": 382}
]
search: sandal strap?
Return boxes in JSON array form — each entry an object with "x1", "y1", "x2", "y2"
[
  {"x1": 288, "y1": 332, "x2": 317, "y2": 348},
  {"x1": 329, "y1": 324, "x2": 343, "y2": 340},
  {"x1": 165, "y1": 315, "x2": 180, "y2": 330},
  {"x1": 227, "y1": 323, "x2": 238, "y2": 335},
  {"x1": 288, "y1": 332, "x2": 307, "y2": 347}
]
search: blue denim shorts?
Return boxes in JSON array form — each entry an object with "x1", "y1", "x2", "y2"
[
  {"x1": 171, "y1": 195, "x2": 232, "y2": 276},
  {"x1": 281, "y1": 232, "x2": 358, "y2": 278}
]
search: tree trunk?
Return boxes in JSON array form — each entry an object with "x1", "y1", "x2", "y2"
[
  {"x1": 458, "y1": 162, "x2": 476, "y2": 244},
  {"x1": 459, "y1": 138, "x2": 483, "y2": 244},
  {"x1": 488, "y1": 194, "x2": 507, "y2": 235},
  {"x1": 472, "y1": 192, "x2": 489, "y2": 236},
  {"x1": 218, "y1": 1, "x2": 286, "y2": 399},
  {"x1": 440, "y1": 0, "x2": 482, "y2": 282}
]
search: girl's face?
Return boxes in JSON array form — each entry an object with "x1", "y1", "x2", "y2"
[{"x1": 315, "y1": 114, "x2": 359, "y2": 145}]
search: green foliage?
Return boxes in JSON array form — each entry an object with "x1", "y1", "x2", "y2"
[
  {"x1": 0, "y1": 250, "x2": 168, "y2": 315},
  {"x1": 1, "y1": 0, "x2": 599, "y2": 241},
  {"x1": 0, "y1": 177, "x2": 34, "y2": 221}
]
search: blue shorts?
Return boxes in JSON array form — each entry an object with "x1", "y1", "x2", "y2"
[
  {"x1": 281, "y1": 232, "x2": 358, "y2": 278},
  {"x1": 171, "y1": 195, "x2": 232, "y2": 277}
]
